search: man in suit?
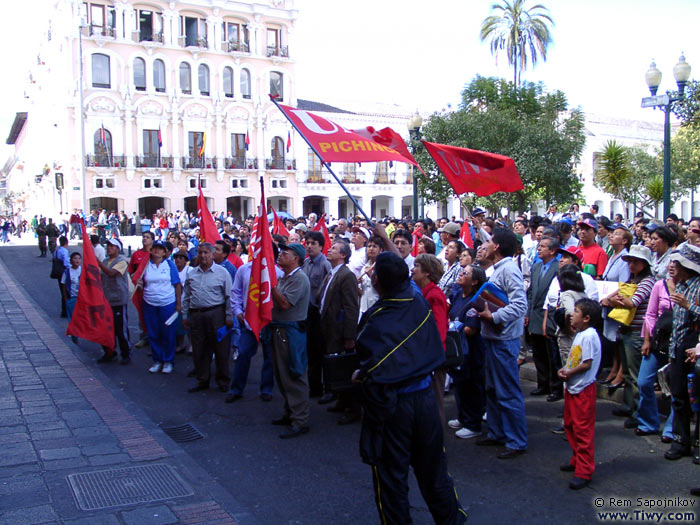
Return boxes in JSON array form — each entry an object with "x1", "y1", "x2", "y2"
[
  {"x1": 527, "y1": 236, "x2": 563, "y2": 402},
  {"x1": 319, "y1": 239, "x2": 360, "y2": 423}
]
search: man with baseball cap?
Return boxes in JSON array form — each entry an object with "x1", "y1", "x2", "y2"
[
  {"x1": 577, "y1": 217, "x2": 608, "y2": 278},
  {"x1": 436, "y1": 222, "x2": 461, "y2": 263},
  {"x1": 348, "y1": 226, "x2": 370, "y2": 277},
  {"x1": 96, "y1": 238, "x2": 132, "y2": 364}
]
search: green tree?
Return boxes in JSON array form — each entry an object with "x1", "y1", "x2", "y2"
[
  {"x1": 415, "y1": 76, "x2": 585, "y2": 215},
  {"x1": 594, "y1": 140, "x2": 631, "y2": 212},
  {"x1": 480, "y1": 0, "x2": 554, "y2": 86},
  {"x1": 671, "y1": 126, "x2": 700, "y2": 195}
]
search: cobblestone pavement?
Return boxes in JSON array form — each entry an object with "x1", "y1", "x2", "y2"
[{"x1": 0, "y1": 259, "x2": 256, "y2": 525}]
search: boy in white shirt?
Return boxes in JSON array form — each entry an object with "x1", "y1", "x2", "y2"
[{"x1": 557, "y1": 298, "x2": 601, "y2": 490}]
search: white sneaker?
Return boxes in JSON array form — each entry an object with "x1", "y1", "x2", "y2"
[
  {"x1": 482, "y1": 412, "x2": 488, "y2": 422},
  {"x1": 162, "y1": 363, "x2": 173, "y2": 374},
  {"x1": 149, "y1": 363, "x2": 162, "y2": 373},
  {"x1": 455, "y1": 428, "x2": 480, "y2": 439},
  {"x1": 448, "y1": 419, "x2": 462, "y2": 429}
]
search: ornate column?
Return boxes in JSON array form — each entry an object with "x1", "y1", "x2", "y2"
[
  {"x1": 114, "y1": 3, "x2": 126, "y2": 41},
  {"x1": 171, "y1": 96, "x2": 181, "y2": 180},
  {"x1": 123, "y1": 96, "x2": 135, "y2": 181},
  {"x1": 215, "y1": 99, "x2": 224, "y2": 184}
]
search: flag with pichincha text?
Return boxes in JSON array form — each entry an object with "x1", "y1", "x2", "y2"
[
  {"x1": 66, "y1": 221, "x2": 114, "y2": 349},
  {"x1": 422, "y1": 141, "x2": 523, "y2": 197},
  {"x1": 353, "y1": 126, "x2": 425, "y2": 175},
  {"x1": 272, "y1": 100, "x2": 421, "y2": 168}
]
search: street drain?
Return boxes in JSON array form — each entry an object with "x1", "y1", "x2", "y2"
[
  {"x1": 161, "y1": 423, "x2": 205, "y2": 442},
  {"x1": 67, "y1": 464, "x2": 194, "y2": 511}
]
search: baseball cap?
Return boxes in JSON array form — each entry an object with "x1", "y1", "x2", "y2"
[
  {"x1": 173, "y1": 249, "x2": 189, "y2": 260},
  {"x1": 643, "y1": 222, "x2": 660, "y2": 233},
  {"x1": 558, "y1": 245, "x2": 584, "y2": 264},
  {"x1": 472, "y1": 207, "x2": 487, "y2": 216},
  {"x1": 151, "y1": 240, "x2": 166, "y2": 249},
  {"x1": 278, "y1": 242, "x2": 306, "y2": 262},
  {"x1": 107, "y1": 238, "x2": 122, "y2": 250},
  {"x1": 577, "y1": 217, "x2": 598, "y2": 230},
  {"x1": 352, "y1": 226, "x2": 371, "y2": 239},
  {"x1": 294, "y1": 223, "x2": 308, "y2": 232},
  {"x1": 610, "y1": 222, "x2": 628, "y2": 231},
  {"x1": 437, "y1": 222, "x2": 460, "y2": 236}
]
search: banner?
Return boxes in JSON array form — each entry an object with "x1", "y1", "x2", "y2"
[
  {"x1": 422, "y1": 141, "x2": 523, "y2": 197},
  {"x1": 353, "y1": 126, "x2": 425, "y2": 175},
  {"x1": 312, "y1": 214, "x2": 331, "y2": 255},
  {"x1": 245, "y1": 183, "x2": 278, "y2": 340},
  {"x1": 197, "y1": 184, "x2": 221, "y2": 244},
  {"x1": 274, "y1": 102, "x2": 420, "y2": 167},
  {"x1": 66, "y1": 222, "x2": 115, "y2": 349}
]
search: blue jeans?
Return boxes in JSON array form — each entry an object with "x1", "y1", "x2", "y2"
[
  {"x1": 483, "y1": 337, "x2": 528, "y2": 450},
  {"x1": 230, "y1": 325, "x2": 274, "y2": 396},
  {"x1": 637, "y1": 352, "x2": 675, "y2": 434},
  {"x1": 143, "y1": 301, "x2": 176, "y2": 364}
]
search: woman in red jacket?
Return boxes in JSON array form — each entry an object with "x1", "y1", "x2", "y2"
[{"x1": 413, "y1": 253, "x2": 448, "y2": 426}]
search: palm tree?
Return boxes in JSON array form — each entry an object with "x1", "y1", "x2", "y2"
[
  {"x1": 593, "y1": 140, "x2": 631, "y2": 215},
  {"x1": 480, "y1": 0, "x2": 554, "y2": 85}
]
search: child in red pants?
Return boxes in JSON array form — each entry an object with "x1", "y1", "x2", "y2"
[{"x1": 558, "y1": 298, "x2": 602, "y2": 490}]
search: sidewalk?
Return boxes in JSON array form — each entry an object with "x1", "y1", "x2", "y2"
[{"x1": 0, "y1": 258, "x2": 256, "y2": 525}]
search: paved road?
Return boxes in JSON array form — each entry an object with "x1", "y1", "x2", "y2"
[{"x1": 2, "y1": 243, "x2": 700, "y2": 524}]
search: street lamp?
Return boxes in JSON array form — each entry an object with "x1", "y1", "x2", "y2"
[
  {"x1": 407, "y1": 111, "x2": 422, "y2": 220},
  {"x1": 642, "y1": 54, "x2": 692, "y2": 219}
]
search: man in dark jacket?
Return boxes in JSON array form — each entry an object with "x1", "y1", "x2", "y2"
[{"x1": 354, "y1": 252, "x2": 467, "y2": 525}]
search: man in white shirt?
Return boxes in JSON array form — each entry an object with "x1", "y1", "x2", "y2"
[{"x1": 348, "y1": 226, "x2": 369, "y2": 276}]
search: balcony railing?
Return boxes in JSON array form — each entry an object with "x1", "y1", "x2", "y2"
[
  {"x1": 267, "y1": 45, "x2": 289, "y2": 58},
  {"x1": 225, "y1": 156, "x2": 248, "y2": 169},
  {"x1": 137, "y1": 30, "x2": 164, "y2": 43},
  {"x1": 86, "y1": 154, "x2": 126, "y2": 168},
  {"x1": 181, "y1": 156, "x2": 217, "y2": 169},
  {"x1": 266, "y1": 158, "x2": 296, "y2": 170},
  {"x1": 374, "y1": 173, "x2": 395, "y2": 184},
  {"x1": 135, "y1": 155, "x2": 173, "y2": 168},
  {"x1": 225, "y1": 40, "x2": 249, "y2": 53},
  {"x1": 179, "y1": 35, "x2": 208, "y2": 48},
  {"x1": 342, "y1": 174, "x2": 361, "y2": 184},
  {"x1": 89, "y1": 25, "x2": 116, "y2": 38},
  {"x1": 304, "y1": 170, "x2": 327, "y2": 183}
]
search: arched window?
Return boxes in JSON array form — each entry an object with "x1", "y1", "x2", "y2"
[
  {"x1": 153, "y1": 59, "x2": 166, "y2": 93},
  {"x1": 198, "y1": 64, "x2": 210, "y2": 96},
  {"x1": 179, "y1": 62, "x2": 191, "y2": 94},
  {"x1": 270, "y1": 71, "x2": 283, "y2": 100},
  {"x1": 133, "y1": 57, "x2": 146, "y2": 91},
  {"x1": 240, "y1": 68, "x2": 251, "y2": 99},
  {"x1": 271, "y1": 136, "x2": 284, "y2": 169},
  {"x1": 223, "y1": 66, "x2": 233, "y2": 98},
  {"x1": 92, "y1": 53, "x2": 111, "y2": 88},
  {"x1": 93, "y1": 127, "x2": 113, "y2": 166}
]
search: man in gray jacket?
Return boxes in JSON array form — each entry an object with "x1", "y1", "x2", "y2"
[
  {"x1": 97, "y1": 238, "x2": 132, "y2": 364},
  {"x1": 476, "y1": 228, "x2": 529, "y2": 458}
]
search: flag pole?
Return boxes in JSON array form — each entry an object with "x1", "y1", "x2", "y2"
[{"x1": 268, "y1": 95, "x2": 373, "y2": 226}]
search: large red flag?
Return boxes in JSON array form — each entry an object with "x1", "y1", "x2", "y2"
[
  {"x1": 197, "y1": 184, "x2": 221, "y2": 244},
  {"x1": 245, "y1": 184, "x2": 278, "y2": 340},
  {"x1": 459, "y1": 221, "x2": 474, "y2": 249},
  {"x1": 271, "y1": 207, "x2": 290, "y2": 237},
  {"x1": 312, "y1": 214, "x2": 331, "y2": 256},
  {"x1": 66, "y1": 222, "x2": 115, "y2": 349},
  {"x1": 353, "y1": 126, "x2": 426, "y2": 175},
  {"x1": 422, "y1": 141, "x2": 523, "y2": 197},
  {"x1": 274, "y1": 102, "x2": 420, "y2": 167}
]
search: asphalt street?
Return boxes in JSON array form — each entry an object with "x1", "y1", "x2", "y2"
[{"x1": 2, "y1": 241, "x2": 700, "y2": 524}]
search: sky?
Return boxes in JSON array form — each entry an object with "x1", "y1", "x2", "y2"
[{"x1": 1, "y1": 0, "x2": 699, "y2": 144}]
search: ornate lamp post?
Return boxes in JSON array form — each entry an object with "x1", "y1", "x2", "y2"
[
  {"x1": 407, "y1": 112, "x2": 422, "y2": 219},
  {"x1": 642, "y1": 54, "x2": 692, "y2": 218}
]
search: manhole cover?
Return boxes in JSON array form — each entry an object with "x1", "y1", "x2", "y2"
[
  {"x1": 161, "y1": 423, "x2": 205, "y2": 442},
  {"x1": 67, "y1": 464, "x2": 194, "y2": 511}
]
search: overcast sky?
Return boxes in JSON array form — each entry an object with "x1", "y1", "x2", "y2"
[{"x1": 2, "y1": 0, "x2": 699, "y2": 144}]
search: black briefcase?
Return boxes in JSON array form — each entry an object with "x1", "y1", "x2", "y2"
[{"x1": 322, "y1": 352, "x2": 361, "y2": 393}]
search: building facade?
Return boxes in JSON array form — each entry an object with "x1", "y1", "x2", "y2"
[{"x1": 4, "y1": 0, "x2": 299, "y2": 220}]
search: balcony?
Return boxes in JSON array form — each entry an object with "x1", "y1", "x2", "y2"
[
  {"x1": 135, "y1": 155, "x2": 173, "y2": 169},
  {"x1": 86, "y1": 154, "x2": 126, "y2": 168},
  {"x1": 225, "y1": 156, "x2": 254, "y2": 169},
  {"x1": 88, "y1": 25, "x2": 116, "y2": 38},
  {"x1": 181, "y1": 156, "x2": 217, "y2": 169},
  {"x1": 267, "y1": 45, "x2": 289, "y2": 58},
  {"x1": 225, "y1": 40, "x2": 249, "y2": 53},
  {"x1": 179, "y1": 35, "x2": 208, "y2": 49},
  {"x1": 266, "y1": 158, "x2": 296, "y2": 170},
  {"x1": 304, "y1": 170, "x2": 327, "y2": 183},
  {"x1": 342, "y1": 174, "x2": 362, "y2": 184},
  {"x1": 374, "y1": 173, "x2": 396, "y2": 184},
  {"x1": 136, "y1": 30, "x2": 164, "y2": 44}
]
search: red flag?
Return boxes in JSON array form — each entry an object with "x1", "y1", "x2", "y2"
[
  {"x1": 245, "y1": 184, "x2": 278, "y2": 340},
  {"x1": 411, "y1": 225, "x2": 423, "y2": 257},
  {"x1": 353, "y1": 126, "x2": 426, "y2": 175},
  {"x1": 312, "y1": 214, "x2": 331, "y2": 256},
  {"x1": 66, "y1": 222, "x2": 114, "y2": 349},
  {"x1": 422, "y1": 141, "x2": 523, "y2": 197},
  {"x1": 286, "y1": 130, "x2": 291, "y2": 153},
  {"x1": 245, "y1": 130, "x2": 250, "y2": 151},
  {"x1": 197, "y1": 184, "x2": 221, "y2": 244},
  {"x1": 131, "y1": 254, "x2": 149, "y2": 327},
  {"x1": 271, "y1": 207, "x2": 290, "y2": 237},
  {"x1": 459, "y1": 221, "x2": 474, "y2": 249},
  {"x1": 274, "y1": 102, "x2": 420, "y2": 167}
]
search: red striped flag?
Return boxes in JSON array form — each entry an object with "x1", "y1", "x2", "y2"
[{"x1": 312, "y1": 214, "x2": 331, "y2": 255}]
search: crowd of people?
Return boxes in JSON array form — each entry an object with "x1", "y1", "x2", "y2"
[{"x1": 42, "y1": 201, "x2": 700, "y2": 522}]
